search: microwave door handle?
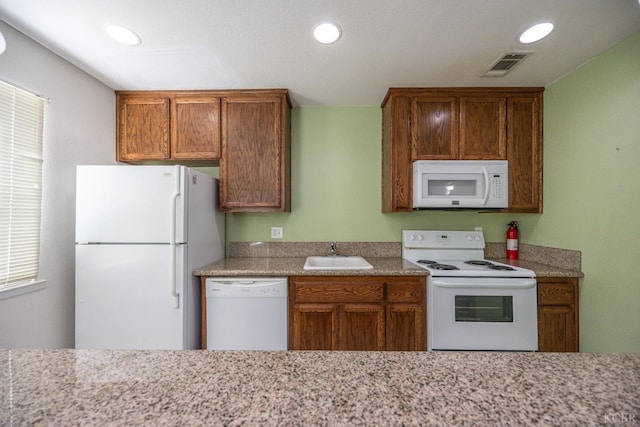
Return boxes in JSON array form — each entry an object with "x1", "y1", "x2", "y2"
[{"x1": 482, "y1": 167, "x2": 490, "y2": 205}]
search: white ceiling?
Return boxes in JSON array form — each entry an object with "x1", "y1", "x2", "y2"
[{"x1": 1, "y1": 0, "x2": 639, "y2": 106}]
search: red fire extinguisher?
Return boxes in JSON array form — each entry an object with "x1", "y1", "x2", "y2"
[{"x1": 506, "y1": 221, "x2": 519, "y2": 260}]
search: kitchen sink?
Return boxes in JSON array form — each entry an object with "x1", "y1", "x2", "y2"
[{"x1": 303, "y1": 256, "x2": 373, "y2": 270}]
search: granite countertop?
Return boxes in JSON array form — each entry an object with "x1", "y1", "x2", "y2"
[
  {"x1": 2, "y1": 349, "x2": 637, "y2": 426},
  {"x1": 194, "y1": 241, "x2": 584, "y2": 278},
  {"x1": 194, "y1": 256, "x2": 582, "y2": 278},
  {"x1": 487, "y1": 258, "x2": 584, "y2": 278},
  {"x1": 194, "y1": 256, "x2": 428, "y2": 277}
]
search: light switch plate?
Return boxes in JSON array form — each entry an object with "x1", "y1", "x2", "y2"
[{"x1": 271, "y1": 227, "x2": 283, "y2": 239}]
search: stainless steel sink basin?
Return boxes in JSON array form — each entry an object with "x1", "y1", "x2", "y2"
[{"x1": 303, "y1": 256, "x2": 373, "y2": 270}]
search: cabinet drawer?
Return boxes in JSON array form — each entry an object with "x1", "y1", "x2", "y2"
[
  {"x1": 292, "y1": 277, "x2": 384, "y2": 303},
  {"x1": 386, "y1": 278, "x2": 425, "y2": 303},
  {"x1": 538, "y1": 281, "x2": 576, "y2": 305}
]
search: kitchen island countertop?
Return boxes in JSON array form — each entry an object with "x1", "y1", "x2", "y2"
[{"x1": 2, "y1": 349, "x2": 637, "y2": 426}]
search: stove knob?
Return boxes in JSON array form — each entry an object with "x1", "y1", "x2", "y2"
[
  {"x1": 409, "y1": 234, "x2": 416, "y2": 241},
  {"x1": 466, "y1": 235, "x2": 473, "y2": 241},
  {"x1": 417, "y1": 235, "x2": 423, "y2": 241},
  {"x1": 475, "y1": 235, "x2": 481, "y2": 241}
]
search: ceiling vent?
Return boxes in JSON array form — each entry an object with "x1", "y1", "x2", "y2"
[{"x1": 482, "y1": 52, "x2": 533, "y2": 77}]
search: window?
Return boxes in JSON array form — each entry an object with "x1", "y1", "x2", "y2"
[{"x1": 0, "y1": 79, "x2": 45, "y2": 293}]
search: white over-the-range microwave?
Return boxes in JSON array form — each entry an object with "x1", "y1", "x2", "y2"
[{"x1": 413, "y1": 160, "x2": 508, "y2": 209}]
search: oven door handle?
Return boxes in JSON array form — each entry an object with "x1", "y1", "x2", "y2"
[{"x1": 432, "y1": 279, "x2": 536, "y2": 289}]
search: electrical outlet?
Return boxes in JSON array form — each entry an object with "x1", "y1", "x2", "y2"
[{"x1": 271, "y1": 227, "x2": 283, "y2": 239}]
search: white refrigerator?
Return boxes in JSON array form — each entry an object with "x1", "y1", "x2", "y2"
[{"x1": 75, "y1": 165, "x2": 225, "y2": 350}]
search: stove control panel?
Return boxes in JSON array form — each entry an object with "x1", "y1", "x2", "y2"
[{"x1": 403, "y1": 230, "x2": 485, "y2": 249}]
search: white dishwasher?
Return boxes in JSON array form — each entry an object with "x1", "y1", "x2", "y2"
[{"x1": 205, "y1": 277, "x2": 288, "y2": 350}]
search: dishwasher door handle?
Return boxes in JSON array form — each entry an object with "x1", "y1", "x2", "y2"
[
  {"x1": 205, "y1": 278, "x2": 288, "y2": 298},
  {"x1": 211, "y1": 281, "x2": 280, "y2": 288}
]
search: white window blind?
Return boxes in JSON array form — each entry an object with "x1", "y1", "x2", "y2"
[{"x1": 0, "y1": 80, "x2": 45, "y2": 291}]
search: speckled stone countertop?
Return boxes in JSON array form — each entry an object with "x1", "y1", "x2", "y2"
[
  {"x1": 2, "y1": 349, "x2": 637, "y2": 426},
  {"x1": 486, "y1": 242, "x2": 584, "y2": 278},
  {"x1": 194, "y1": 241, "x2": 583, "y2": 278},
  {"x1": 194, "y1": 256, "x2": 428, "y2": 277}
]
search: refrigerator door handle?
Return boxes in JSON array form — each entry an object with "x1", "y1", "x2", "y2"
[{"x1": 170, "y1": 165, "x2": 181, "y2": 309}]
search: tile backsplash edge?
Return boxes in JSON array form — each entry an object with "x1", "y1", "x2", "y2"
[
  {"x1": 229, "y1": 242, "x2": 401, "y2": 258},
  {"x1": 485, "y1": 242, "x2": 582, "y2": 271},
  {"x1": 229, "y1": 241, "x2": 581, "y2": 271}
]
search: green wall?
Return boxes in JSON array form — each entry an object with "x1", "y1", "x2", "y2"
[
  {"x1": 227, "y1": 106, "x2": 528, "y2": 243},
  {"x1": 226, "y1": 31, "x2": 640, "y2": 352},
  {"x1": 532, "y1": 31, "x2": 640, "y2": 353}
]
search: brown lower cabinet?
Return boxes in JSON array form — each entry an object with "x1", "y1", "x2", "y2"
[
  {"x1": 537, "y1": 277, "x2": 579, "y2": 352},
  {"x1": 289, "y1": 276, "x2": 426, "y2": 351},
  {"x1": 202, "y1": 274, "x2": 578, "y2": 352}
]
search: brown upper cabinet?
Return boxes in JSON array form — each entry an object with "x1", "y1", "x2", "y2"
[
  {"x1": 116, "y1": 89, "x2": 292, "y2": 212},
  {"x1": 411, "y1": 94, "x2": 507, "y2": 161},
  {"x1": 219, "y1": 91, "x2": 291, "y2": 212},
  {"x1": 382, "y1": 87, "x2": 543, "y2": 213},
  {"x1": 411, "y1": 96, "x2": 459, "y2": 159},
  {"x1": 172, "y1": 95, "x2": 221, "y2": 160},
  {"x1": 116, "y1": 91, "x2": 221, "y2": 162},
  {"x1": 506, "y1": 95, "x2": 543, "y2": 212},
  {"x1": 459, "y1": 96, "x2": 507, "y2": 159}
]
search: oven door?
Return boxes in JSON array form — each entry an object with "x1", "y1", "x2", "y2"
[{"x1": 428, "y1": 277, "x2": 537, "y2": 351}]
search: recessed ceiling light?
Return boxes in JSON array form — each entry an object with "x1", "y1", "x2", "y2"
[
  {"x1": 313, "y1": 22, "x2": 341, "y2": 44},
  {"x1": 519, "y1": 22, "x2": 554, "y2": 44},
  {"x1": 105, "y1": 24, "x2": 141, "y2": 46}
]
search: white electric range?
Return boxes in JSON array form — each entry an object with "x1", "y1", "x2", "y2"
[{"x1": 402, "y1": 229, "x2": 538, "y2": 351}]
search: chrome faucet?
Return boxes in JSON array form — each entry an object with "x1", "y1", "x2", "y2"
[{"x1": 330, "y1": 242, "x2": 339, "y2": 256}]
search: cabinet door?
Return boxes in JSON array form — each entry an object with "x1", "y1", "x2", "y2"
[
  {"x1": 459, "y1": 96, "x2": 506, "y2": 159},
  {"x1": 411, "y1": 96, "x2": 458, "y2": 160},
  {"x1": 537, "y1": 305, "x2": 577, "y2": 352},
  {"x1": 385, "y1": 277, "x2": 426, "y2": 351},
  {"x1": 291, "y1": 304, "x2": 338, "y2": 350},
  {"x1": 220, "y1": 95, "x2": 290, "y2": 211},
  {"x1": 386, "y1": 304, "x2": 425, "y2": 351},
  {"x1": 507, "y1": 94, "x2": 542, "y2": 212},
  {"x1": 382, "y1": 95, "x2": 413, "y2": 212},
  {"x1": 537, "y1": 277, "x2": 579, "y2": 352},
  {"x1": 339, "y1": 304, "x2": 385, "y2": 351},
  {"x1": 117, "y1": 96, "x2": 170, "y2": 162},
  {"x1": 172, "y1": 96, "x2": 221, "y2": 160}
]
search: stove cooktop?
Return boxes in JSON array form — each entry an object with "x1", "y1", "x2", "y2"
[
  {"x1": 410, "y1": 258, "x2": 535, "y2": 278},
  {"x1": 402, "y1": 230, "x2": 536, "y2": 278}
]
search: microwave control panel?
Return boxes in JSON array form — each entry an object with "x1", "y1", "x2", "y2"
[{"x1": 491, "y1": 174, "x2": 506, "y2": 200}]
